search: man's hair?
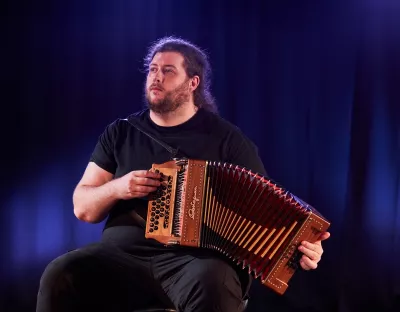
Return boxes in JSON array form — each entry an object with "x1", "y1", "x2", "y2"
[{"x1": 144, "y1": 36, "x2": 218, "y2": 113}]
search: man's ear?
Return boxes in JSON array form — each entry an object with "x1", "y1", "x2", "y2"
[{"x1": 189, "y1": 76, "x2": 200, "y2": 92}]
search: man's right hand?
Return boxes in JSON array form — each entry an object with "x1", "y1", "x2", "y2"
[
  {"x1": 73, "y1": 163, "x2": 162, "y2": 223},
  {"x1": 113, "y1": 170, "x2": 161, "y2": 200}
]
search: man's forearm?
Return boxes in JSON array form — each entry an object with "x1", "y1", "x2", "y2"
[{"x1": 73, "y1": 179, "x2": 119, "y2": 223}]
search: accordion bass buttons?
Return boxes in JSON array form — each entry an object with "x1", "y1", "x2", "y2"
[{"x1": 285, "y1": 244, "x2": 302, "y2": 270}]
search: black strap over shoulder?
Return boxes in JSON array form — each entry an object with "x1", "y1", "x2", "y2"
[
  {"x1": 124, "y1": 117, "x2": 183, "y2": 159},
  {"x1": 123, "y1": 116, "x2": 185, "y2": 229}
]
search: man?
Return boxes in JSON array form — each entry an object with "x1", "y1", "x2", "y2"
[{"x1": 37, "y1": 37, "x2": 330, "y2": 312}]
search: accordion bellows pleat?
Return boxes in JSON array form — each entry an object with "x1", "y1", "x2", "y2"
[{"x1": 145, "y1": 158, "x2": 330, "y2": 295}]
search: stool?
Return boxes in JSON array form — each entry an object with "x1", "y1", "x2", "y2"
[
  {"x1": 132, "y1": 299, "x2": 248, "y2": 311},
  {"x1": 132, "y1": 304, "x2": 176, "y2": 312},
  {"x1": 133, "y1": 309, "x2": 176, "y2": 312}
]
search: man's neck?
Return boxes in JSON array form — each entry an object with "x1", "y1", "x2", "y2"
[{"x1": 149, "y1": 103, "x2": 198, "y2": 127}]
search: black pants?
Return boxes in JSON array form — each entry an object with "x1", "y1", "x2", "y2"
[{"x1": 36, "y1": 241, "x2": 249, "y2": 312}]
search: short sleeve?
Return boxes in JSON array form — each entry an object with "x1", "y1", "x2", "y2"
[{"x1": 89, "y1": 121, "x2": 118, "y2": 174}]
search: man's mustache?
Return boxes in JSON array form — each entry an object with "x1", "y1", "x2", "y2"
[{"x1": 149, "y1": 84, "x2": 164, "y2": 91}]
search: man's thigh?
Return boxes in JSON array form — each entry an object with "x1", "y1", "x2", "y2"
[{"x1": 37, "y1": 242, "x2": 163, "y2": 311}]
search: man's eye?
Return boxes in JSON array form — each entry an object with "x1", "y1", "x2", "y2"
[
  {"x1": 149, "y1": 68, "x2": 157, "y2": 73},
  {"x1": 164, "y1": 69, "x2": 174, "y2": 73}
]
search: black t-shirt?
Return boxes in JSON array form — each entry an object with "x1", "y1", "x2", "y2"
[{"x1": 89, "y1": 108, "x2": 266, "y2": 251}]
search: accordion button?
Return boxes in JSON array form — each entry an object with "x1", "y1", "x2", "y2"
[
  {"x1": 149, "y1": 229, "x2": 154, "y2": 233},
  {"x1": 160, "y1": 208, "x2": 165, "y2": 212},
  {"x1": 156, "y1": 210, "x2": 160, "y2": 214},
  {"x1": 154, "y1": 226, "x2": 158, "y2": 230},
  {"x1": 150, "y1": 217, "x2": 155, "y2": 222},
  {"x1": 150, "y1": 223, "x2": 154, "y2": 227},
  {"x1": 155, "y1": 221, "x2": 159, "y2": 225},
  {"x1": 159, "y1": 213, "x2": 164, "y2": 217}
]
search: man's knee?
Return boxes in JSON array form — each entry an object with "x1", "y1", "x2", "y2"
[
  {"x1": 181, "y1": 258, "x2": 244, "y2": 311},
  {"x1": 192, "y1": 258, "x2": 242, "y2": 292},
  {"x1": 39, "y1": 243, "x2": 109, "y2": 292},
  {"x1": 39, "y1": 251, "x2": 82, "y2": 294}
]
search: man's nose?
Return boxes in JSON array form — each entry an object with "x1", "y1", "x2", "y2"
[{"x1": 154, "y1": 70, "x2": 164, "y2": 83}]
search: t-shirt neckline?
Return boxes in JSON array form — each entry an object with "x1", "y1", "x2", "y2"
[{"x1": 144, "y1": 108, "x2": 205, "y2": 134}]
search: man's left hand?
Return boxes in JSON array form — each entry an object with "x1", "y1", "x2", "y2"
[{"x1": 298, "y1": 231, "x2": 330, "y2": 270}]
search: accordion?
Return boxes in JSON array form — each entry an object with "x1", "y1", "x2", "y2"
[{"x1": 145, "y1": 158, "x2": 330, "y2": 294}]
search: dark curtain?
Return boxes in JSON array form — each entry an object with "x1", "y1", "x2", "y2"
[{"x1": 1, "y1": 0, "x2": 399, "y2": 311}]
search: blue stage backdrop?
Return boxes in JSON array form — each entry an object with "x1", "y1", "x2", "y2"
[{"x1": 1, "y1": 0, "x2": 399, "y2": 311}]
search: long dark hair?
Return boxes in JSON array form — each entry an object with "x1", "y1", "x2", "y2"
[{"x1": 144, "y1": 36, "x2": 218, "y2": 113}]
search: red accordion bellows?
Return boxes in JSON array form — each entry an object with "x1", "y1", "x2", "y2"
[{"x1": 145, "y1": 159, "x2": 330, "y2": 295}]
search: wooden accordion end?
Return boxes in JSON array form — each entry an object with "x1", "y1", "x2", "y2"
[{"x1": 145, "y1": 159, "x2": 330, "y2": 295}]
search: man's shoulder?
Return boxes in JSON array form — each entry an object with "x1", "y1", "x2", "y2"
[
  {"x1": 108, "y1": 109, "x2": 149, "y2": 127},
  {"x1": 206, "y1": 111, "x2": 253, "y2": 142},
  {"x1": 126, "y1": 108, "x2": 149, "y2": 122},
  {"x1": 203, "y1": 110, "x2": 242, "y2": 134},
  {"x1": 99, "y1": 109, "x2": 149, "y2": 138}
]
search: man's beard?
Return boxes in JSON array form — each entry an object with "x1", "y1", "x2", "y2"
[{"x1": 145, "y1": 79, "x2": 190, "y2": 114}]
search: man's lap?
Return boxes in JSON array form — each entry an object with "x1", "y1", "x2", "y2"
[{"x1": 38, "y1": 241, "x2": 248, "y2": 311}]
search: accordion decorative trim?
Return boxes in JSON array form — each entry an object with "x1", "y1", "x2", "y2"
[{"x1": 145, "y1": 158, "x2": 330, "y2": 295}]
